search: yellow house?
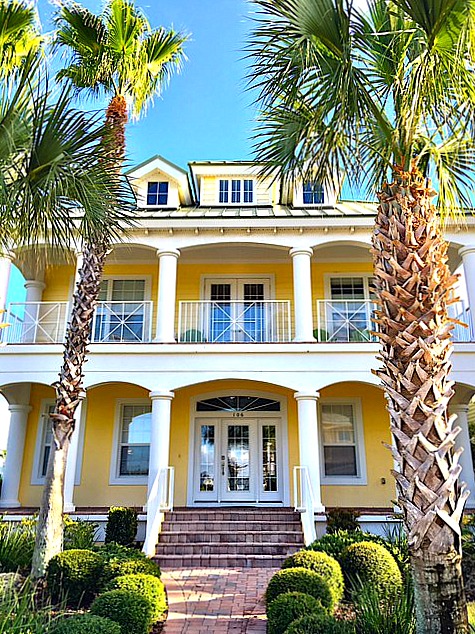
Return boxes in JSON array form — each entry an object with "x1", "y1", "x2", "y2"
[{"x1": 1, "y1": 156, "x2": 475, "y2": 555}]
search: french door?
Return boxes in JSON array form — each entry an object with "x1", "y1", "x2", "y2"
[{"x1": 194, "y1": 416, "x2": 282, "y2": 503}]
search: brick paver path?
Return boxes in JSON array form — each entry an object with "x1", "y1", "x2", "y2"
[{"x1": 161, "y1": 567, "x2": 278, "y2": 633}]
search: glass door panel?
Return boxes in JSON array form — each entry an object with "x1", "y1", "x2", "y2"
[
  {"x1": 209, "y1": 283, "x2": 232, "y2": 342},
  {"x1": 195, "y1": 419, "x2": 218, "y2": 501},
  {"x1": 221, "y1": 420, "x2": 256, "y2": 502}
]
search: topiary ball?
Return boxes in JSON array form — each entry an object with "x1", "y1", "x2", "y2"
[
  {"x1": 340, "y1": 541, "x2": 402, "y2": 597},
  {"x1": 266, "y1": 568, "x2": 334, "y2": 611},
  {"x1": 51, "y1": 614, "x2": 121, "y2": 634},
  {"x1": 46, "y1": 549, "x2": 104, "y2": 606},
  {"x1": 267, "y1": 591, "x2": 324, "y2": 634},
  {"x1": 285, "y1": 613, "x2": 355, "y2": 633},
  {"x1": 105, "y1": 573, "x2": 166, "y2": 622},
  {"x1": 91, "y1": 589, "x2": 153, "y2": 634},
  {"x1": 282, "y1": 550, "x2": 344, "y2": 604},
  {"x1": 96, "y1": 543, "x2": 160, "y2": 583}
]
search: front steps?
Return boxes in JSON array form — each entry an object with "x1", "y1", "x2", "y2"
[{"x1": 154, "y1": 507, "x2": 304, "y2": 568}]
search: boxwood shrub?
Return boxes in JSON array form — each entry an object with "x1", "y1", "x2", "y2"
[
  {"x1": 285, "y1": 613, "x2": 356, "y2": 633},
  {"x1": 340, "y1": 541, "x2": 402, "y2": 597},
  {"x1": 96, "y1": 543, "x2": 160, "y2": 582},
  {"x1": 282, "y1": 550, "x2": 344, "y2": 604},
  {"x1": 267, "y1": 592, "x2": 324, "y2": 634},
  {"x1": 106, "y1": 573, "x2": 166, "y2": 622},
  {"x1": 46, "y1": 549, "x2": 104, "y2": 606},
  {"x1": 51, "y1": 614, "x2": 121, "y2": 634},
  {"x1": 266, "y1": 568, "x2": 333, "y2": 611},
  {"x1": 90, "y1": 589, "x2": 152, "y2": 634},
  {"x1": 105, "y1": 507, "x2": 138, "y2": 546}
]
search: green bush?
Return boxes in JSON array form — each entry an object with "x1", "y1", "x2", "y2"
[
  {"x1": 91, "y1": 589, "x2": 153, "y2": 634},
  {"x1": 0, "y1": 520, "x2": 35, "y2": 572},
  {"x1": 51, "y1": 614, "x2": 121, "y2": 634},
  {"x1": 285, "y1": 613, "x2": 355, "y2": 633},
  {"x1": 46, "y1": 548, "x2": 104, "y2": 606},
  {"x1": 340, "y1": 541, "x2": 402, "y2": 598},
  {"x1": 267, "y1": 592, "x2": 324, "y2": 634},
  {"x1": 282, "y1": 550, "x2": 344, "y2": 605},
  {"x1": 105, "y1": 507, "x2": 138, "y2": 546},
  {"x1": 64, "y1": 516, "x2": 99, "y2": 550},
  {"x1": 106, "y1": 573, "x2": 166, "y2": 622},
  {"x1": 266, "y1": 568, "x2": 334, "y2": 611},
  {"x1": 96, "y1": 543, "x2": 160, "y2": 582},
  {"x1": 354, "y1": 578, "x2": 415, "y2": 634},
  {"x1": 326, "y1": 509, "x2": 360, "y2": 534}
]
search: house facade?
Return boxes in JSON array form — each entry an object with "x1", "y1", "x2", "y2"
[{"x1": 1, "y1": 155, "x2": 475, "y2": 548}]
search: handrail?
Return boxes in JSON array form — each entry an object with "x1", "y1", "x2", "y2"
[
  {"x1": 2, "y1": 302, "x2": 70, "y2": 344},
  {"x1": 143, "y1": 466, "x2": 175, "y2": 557},
  {"x1": 293, "y1": 466, "x2": 317, "y2": 545}
]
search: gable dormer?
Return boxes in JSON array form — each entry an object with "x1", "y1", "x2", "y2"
[{"x1": 126, "y1": 155, "x2": 194, "y2": 209}]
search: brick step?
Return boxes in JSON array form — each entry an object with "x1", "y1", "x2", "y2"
[
  {"x1": 154, "y1": 553, "x2": 288, "y2": 569},
  {"x1": 159, "y1": 530, "x2": 303, "y2": 544},
  {"x1": 161, "y1": 520, "x2": 302, "y2": 532},
  {"x1": 156, "y1": 542, "x2": 300, "y2": 556},
  {"x1": 167, "y1": 510, "x2": 300, "y2": 522}
]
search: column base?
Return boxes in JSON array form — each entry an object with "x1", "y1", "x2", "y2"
[
  {"x1": 293, "y1": 336, "x2": 317, "y2": 343},
  {"x1": 63, "y1": 503, "x2": 76, "y2": 513},
  {"x1": 153, "y1": 337, "x2": 177, "y2": 344},
  {"x1": 313, "y1": 505, "x2": 326, "y2": 514},
  {"x1": 0, "y1": 499, "x2": 21, "y2": 508}
]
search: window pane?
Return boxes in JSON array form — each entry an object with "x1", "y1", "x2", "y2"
[
  {"x1": 121, "y1": 405, "x2": 151, "y2": 444},
  {"x1": 111, "y1": 280, "x2": 145, "y2": 302},
  {"x1": 157, "y1": 181, "x2": 169, "y2": 205},
  {"x1": 231, "y1": 179, "x2": 241, "y2": 203},
  {"x1": 200, "y1": 425, "x2": 215, "y2": 491},
  {"x1": 322, "y1": 403, "x2": 358, "y2": 476},
  {"x1": 303, "y1": 182, "x2": 324, "y2": 204},
  {"x1": 40, "y1": 404, "x2": 55, "y2": 477},
  {"x1": 244, "y1": 180, "x2": 253, "y2": 203},
  {"x1": 120, "y1": 445, "x2": 150, "y2": 475},
  {"x1": 330, "y1": 278, "x2": 365, "y2": 300},
  {"x1": 219, "y1": 179, "x2": 229, "y2": 203},
  {"x1": 262, "y1": 425, "x2": 277, "y2": 491},
  {"x1": 324, "y1": 446, "x2": 357, "y2": 476}
]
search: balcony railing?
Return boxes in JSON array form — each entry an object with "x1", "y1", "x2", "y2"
[
  {"x1": 178, "y1": 300, "x2": 292, "y2": 343},
  {"x1": 91, "y1": 301, "x2": 152, "y2": 343},
  {"x1": 1, "y1": 302, "x2": 69, "y2": 344},
  {"x1": 449, "y1": 301, "x2": 474, "y2": 342},
  {"x1": 316, "y1": 300, "x2": 377, "y2": 343}
]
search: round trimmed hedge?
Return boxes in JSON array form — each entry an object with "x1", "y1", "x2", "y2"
[
  {"x1": 106, "y1": 573, "x2": 166, "y2": 622},
  {"x1": 267, "y1": 592, "x2": 324, "y2": 634},
  {"x1": 282, "y1": 550, "x2": 344, "y2": 604},
  {"x1": 266, "y1": 568, "x2": 333, "y2": 611},
  {"x1": 340, "y1": 541, "x2": 402, "y2": 597},
  {"x1": 91, "y1": 589, "x2": 153, "y2": 634},
  {"x1": 46, "y1": 549, "x2": 104, "y2": 606},
  {"x1": 96, "y1": 543, "x2": 161, "y2": 582},
  {"x1": 285, "y1": 613, "x2": 355, "y2": 633},
  {"x1": 51, "y1": 614, "x2": 121, "y2": 634}
]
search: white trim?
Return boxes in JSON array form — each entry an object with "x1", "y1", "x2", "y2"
[
  {"x1": 109, "y1": 398, "x2": 151, "y2": 486},
  {"x1": 319, "y1": 397, "x2": 367, "y2": 485},
  {"x1": 216, "y1": 178, "x2": 256, "y2": 206},
  {"x1": 187, "y1": 388, "x2": 289, "y2": 507}
]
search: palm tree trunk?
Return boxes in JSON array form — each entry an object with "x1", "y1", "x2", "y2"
[{"x1": 372, "y1": 166, "x2": 470, "y2": 633}]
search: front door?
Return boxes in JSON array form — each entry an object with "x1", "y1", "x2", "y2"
[{"x1": 194, "y1": 414, "x2": 282, "y2": 504}]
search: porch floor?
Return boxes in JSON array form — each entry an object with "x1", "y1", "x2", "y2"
[{"x1": 161, "y1": 567, "x2": 277, "y2": 633}]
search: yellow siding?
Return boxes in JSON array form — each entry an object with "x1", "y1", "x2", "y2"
[{"x1": 43, "y1": 265, "x2": 75, "y2": 302}]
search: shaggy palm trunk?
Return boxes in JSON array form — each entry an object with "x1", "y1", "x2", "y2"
[
  {"x1": 31, "y1": 94, "x2": 128, "y2": 578},
  {"x1": 372, "y1": 167, "x2": 469, "y2": 633}
]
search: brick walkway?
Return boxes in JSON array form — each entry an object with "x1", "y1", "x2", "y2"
[{"x1": 161, "y1": 567, "x2": 278, "y2": 633}]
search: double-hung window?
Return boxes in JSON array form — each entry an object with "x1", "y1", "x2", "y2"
[
  {"x1": 219, "y1": 179, "x2": 253, "y2": 204},
  {"x1": 35, "y1": 403, "x2": 55, "y2": 480},
  {"x1": 147, "y1": 181, "x2": 169, "y2": 206},
  {"x1": 94, "y1": 279, "x2": 147, "y2": 342},
  {"x1": 303, "y1": 182, "x2": 324, "y2": 204},
  {"x1": 117, "y1": 404, "x2": 151, "y2": 479}
]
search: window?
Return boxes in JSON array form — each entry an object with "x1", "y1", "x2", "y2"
[
  {"x1": 320, "y1": 400, "x2": 366, "y2": 484},
  {"x1": 147, "y1": 181, "x2": 169, "y2": 205},
  {"x1": 94, "y1": 278, "x2": 148, "y2": 342},
  {"x1": 218, "y1": 179, "x2": 253, "y2": 204},
  {"x1": 303, "y1": 182, "x2": 324, "y2": 205},
  {"x1": 38, "y1": 403, "x2": 55, "y2": 479},
  {"x1": 117, "y1": 404, "x2": 151, "y2": 477}
]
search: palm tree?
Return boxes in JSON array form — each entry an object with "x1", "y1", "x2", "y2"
[
  {"x1": 249, "y1": 1, "x2": 475, "y2": 632},
  {"x1": 29, "y1": 0, "x2": 187, "y2": 578},
  {"x1": 0, "y1": 0, "x2": 41, "y2": 77}
]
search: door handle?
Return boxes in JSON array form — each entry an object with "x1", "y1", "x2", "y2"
[{"x1": 221, "y1": 455, "x2": 225, "y2": 476}]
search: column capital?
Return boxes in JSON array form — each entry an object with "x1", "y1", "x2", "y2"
[
  {"x1": 294, "y1": 391, "x2": 320, "y2": 402},
  {"x1": 24, "y1": 280, "x2": 46, "y2": 292},
  {"x1": 451, "y1": 403, "x2": 470, "y2": 414},
  {"x1": 459, "y1": 246, "x2": 475, "y2": 259},
  {"x1": 289, "y1": 247, "x2": 313, "y2": 259},
  {"x1": 149, "y1": 390, "x2": 175, "y2": 401},
  {"x1": 157, "y1": 249, "x2": 180, "y2": 260},
  {"x1": 8, "y1": 404, "x2": 32, "y2": 414}
]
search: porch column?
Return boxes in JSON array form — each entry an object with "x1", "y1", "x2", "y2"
[
  {"x1": 459, "y1": 246, "x2": 475, "y2": 338},
  {"x1": 452, "y1": 404, "x2": 475, "y2": 509},
  {"x1": 23, "y1": 279, "x2": 46, "y2": 343},
  {"x1": 294, "y1": 391, "x2": 325, "y2": 512},
  {"x1": 155, "y1": 250, "x2": 180, "y2": 343},
  {"x1": 147, "y1": 390, "x2": 174, "y2": 498},
  {"x1": 290, "y1": 248, "x2": 316, "y2": 342},
  {"x1": 0, "y1": 403, "x2": 32, "y2": 507},
  {"x1": 63, "y1": 395, "x2": 85, "y2": 513},
  {"x1": 0, "y1": 252, "x2": 13, "y2": 311}
]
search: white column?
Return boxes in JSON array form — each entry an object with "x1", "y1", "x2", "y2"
[
  {"x1": 23, "y1": 280, "x2": 46, "y2": 343},
  {"x1": 459, "y1": 246, "x2": 475, "y2": 337},
  {"x1": 295, "y1": 391, "x2": 325, "y2": 512},
  {"x1": 155, "y1": 250, "x2": 179, "y2": 343},
  {"x1": 147, "y1": 390, "x2": 174, "y2": 498},
  {"x1": 0, "y1": 404, "x2": 32, "y2": 507},
  {"x1": 290, "y1": 248, "x2": 316, "y2": 342},
  {"x1": 24, "y1": 279, "x2": 46, "y2": 303},
  {"x1": 63, "y1": 397, "x2": 85, "y2": 513},
  {"x1": 0, "y1": 253, "x2": 13, "y2": 311},
  {"x1": 452, "y1": 404, "x2": 475, "y2": 509}
]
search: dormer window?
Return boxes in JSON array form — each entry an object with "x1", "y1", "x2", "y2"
[
  {"x1": 147, "y1": 181, "x2": 169, "y2": 205},
  {"x1": 303, "y1": 182, "x2": 324, "y2": 205},
  {"x1": 219, "y1": 179, "x2": 254, "y2": 204}
]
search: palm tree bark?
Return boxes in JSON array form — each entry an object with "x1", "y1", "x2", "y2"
[{"x1": 372, "y1": 166, "x2": 470, "y2": 633}]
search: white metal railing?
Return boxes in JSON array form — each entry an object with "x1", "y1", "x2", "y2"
[
  {"x1": 178, "y1": 300, "x2": 292, "y2": 343},
  {"x1": 91, "y1": 301, "x2": 153, "y2": 343},
  {"x1": 450, "y1": 301, "x2": 474, "y2": 342},
  {"x1": 143, "y1": 466, "x2": 175, "y2": 556},
  {"x1": 1, "y1": 302, "x2": 69, "y2": 344},
  {"x1": 293, "y1": 466, "x2": 317, "y2": 545},
  {"x1": 316, "y1": 300, "x2": 377, "y2": 343}
]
